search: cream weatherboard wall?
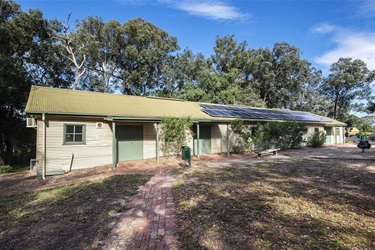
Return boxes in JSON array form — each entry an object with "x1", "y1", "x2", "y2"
[
  {"x1": 143, "y1": 123, "x2": 157, "y2": 159},
  {"x1": 326, "y1": 126, "x2": 344, "y2": 144},
  {"x1": 212, "y1": 124, "x2": 229, "y2": 154},
  {"x1": 35, "y1": 117, "x2": 344, "y2": 176},
  {"x1": 36, "y1": 120, "x2": 163, "y2": 174},
  {"x1": 302, "y1": 125, "x2": 325, "y2": 146},
  {"x1": 36, "y1": 118, "x2": 113, "y2": 175}
]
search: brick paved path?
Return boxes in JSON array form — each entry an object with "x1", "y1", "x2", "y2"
[{"x1": 102, "y1": 174, "x2": 179, "y2": 250}]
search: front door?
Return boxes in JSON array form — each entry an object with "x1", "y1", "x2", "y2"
[
  {"x1": 193, "y1": 125, "x2": 211, "y2": 155},
  {"x1": 116, "y1": 125, "x2": 143, "y2": 162}
]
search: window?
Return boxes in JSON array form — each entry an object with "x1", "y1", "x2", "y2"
[
  {"x1": 314, "y1": 128, "x2": 319, "y2": 133},
  {"x1": 64, "y1": 124, "x2": 85, "y2": 144}
]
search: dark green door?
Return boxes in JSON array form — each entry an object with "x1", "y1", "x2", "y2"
[
  {"x1": 116, "y1": 125, "x2": 143, "y2": 161},
  {"x1": 193, "y1": 126, "x2": 211, "y2": 155}
]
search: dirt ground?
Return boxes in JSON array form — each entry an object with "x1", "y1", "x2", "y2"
[
  {"x1": 1, "y1": 142, "x2": 373, "y2": 197},
  {"x1": 1, "y1": 143, "x2": 374, "y2": 250},
  {"x1": 0, "y1": 158, "x2": 178, "y2": 197},
  {"x1": 0, "y1": 152, "x2": 242, "y2": 197},
  {"x1": 173, "y1": 143, "x2": 375, "y2": 249}
]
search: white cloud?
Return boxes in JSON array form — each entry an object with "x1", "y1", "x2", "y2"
[
  {"x1": 313, "y1": 27, "x2": 375, "y2": 71},
  {"x1": 310, "y1": 23, "x2": 337, "y2": 35},
  {"x1": 354, "y1": 0, "x2": 375, "y2": 18},
  {"x1": 117, "y1": 0, "x2": 249, "y2": 21},
  {"x1": 161, "y1": 0, "x2": 249, "y2": 21}
]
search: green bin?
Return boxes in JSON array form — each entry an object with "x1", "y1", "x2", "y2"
[{"x1": 181, "y1": 146, "x2": 191, "y2": 167}]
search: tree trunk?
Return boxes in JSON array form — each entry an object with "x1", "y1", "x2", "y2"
[{"x1": 333, "y1": 95, "x2": 338, "y2": 120}]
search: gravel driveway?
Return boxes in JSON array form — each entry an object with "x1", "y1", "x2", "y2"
[{"x1": 282, "y1": 142, "x2": 375, "y2": 161}]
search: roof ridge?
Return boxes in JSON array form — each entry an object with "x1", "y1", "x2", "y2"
[{"x1": 147, "y1": 96, "x2": 186, "y2": 102}]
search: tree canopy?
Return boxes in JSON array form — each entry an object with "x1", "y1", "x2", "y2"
[
  {"x1": 0, "y1": 0, "x2": 72, "y2": 164},
  {"x1": 319, "y1": 58, "x2": 374, "y2": 120}
]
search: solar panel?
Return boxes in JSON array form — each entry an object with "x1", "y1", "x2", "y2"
[{"x1": 200, "y1": 104, "x2": 330, "y2": 122}]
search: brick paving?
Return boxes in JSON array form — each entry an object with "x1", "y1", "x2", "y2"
[{"x1": 102, "y1": 174, "x2": 179, "y2": 250}]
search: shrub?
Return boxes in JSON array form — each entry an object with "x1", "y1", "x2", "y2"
[
  {"x1": 309, "y1": 131, "x2": 326, "y2": 147},
  {"x1": 0, "y1": 165, "x2": 13, "y2": 173},
  {"x1": 229, "y1": 118, "x2": 252, "y2": 153},
  {"x1": 232, "y1": 145, "x2": 244, "y2": 154},
  {"x1": 159, "y1": 116, "x2": 193, "y2": 157},
  {"x1": 229, "y1": 119, "x2": 308, "y2": 151},
  {"x1": 265, "y1": 121, "x2": 307, "y2": 149}
]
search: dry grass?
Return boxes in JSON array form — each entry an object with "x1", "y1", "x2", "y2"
[
  {"x1": 173, "y1": 157, "x2": 375, "y2": 249},
  {"x1": 0, "y1": 174, "x2": 150, "y2": 250}
]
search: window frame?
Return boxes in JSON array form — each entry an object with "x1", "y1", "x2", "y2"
[{"x1": 63, "y1": 124, "x2": 86, "y2": 145}]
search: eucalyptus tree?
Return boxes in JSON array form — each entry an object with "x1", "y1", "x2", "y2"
[
  {"x1": 319, "y1": 58, "x2": 375, "y2": 120},
  {"x1": 248, "y1": 42, "x2": 314, "y2": 109},
  {"x1": 176, "y1": 68, "x2": 242, "y2": 104},
  {"x1": 193, "y1": 35, "x2": 263, "y2": 106},
  {"x1": 59, "y1": 12, "x2": 87, "y2": 90},
  {"x1": 74, "y1": 16, "x2": 118, "y2": 92},
  {"x1": 293, "y1": 67, "x2": 331, "y2": 116},
  {"x1": 108, "y1": 18, "x2": 179, "y2": 96},
  {"x1": 210, "y1": 37, "x2": 314, "y2": 109},
  {"x1": 211, "y1": 35, "x2": 248, "y2": 74},
  {"x1": 0, "y1": 0, "x2": 71, "y2": 164},
  {"x1": 156, "y1": 49, "x2": 207, "y2": 98}
]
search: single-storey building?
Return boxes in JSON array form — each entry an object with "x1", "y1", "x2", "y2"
[{"x1": 25, "y1": 86, "x2": 346, "y2": 178}]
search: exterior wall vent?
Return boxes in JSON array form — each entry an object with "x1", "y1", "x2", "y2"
[
  {"x1": 96, "y1": 122, "x2": 103, "y2": 129},
  {"x1": 26, "y1": 118, "x2": 37, "y2": 128}
]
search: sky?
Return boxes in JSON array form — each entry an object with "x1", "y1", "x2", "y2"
[{"x1": 17, "y1": 0, "x2": 375, "y2": 75}]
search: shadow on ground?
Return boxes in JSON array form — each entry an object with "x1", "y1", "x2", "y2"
[
  {"x1": 0, "y1": 174, "x2": 151, "y2": 250},
  {"x1": 173, "y1": 146, "x2": 375, "y2": 249}
]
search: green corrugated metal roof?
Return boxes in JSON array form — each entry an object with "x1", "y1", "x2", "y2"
[
  {"x1": 25, "y1": 86, "x2": 230, "y2": 121},
  {"x1": 25, "y1": 86, "x2": 346, "y2": 126},
  {"x1": 321, "y1": 116, "x2": 347, "y2": 127}
]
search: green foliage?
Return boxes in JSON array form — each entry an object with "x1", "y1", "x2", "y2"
[
  {"x1": 2, "y1": 2, "x2": 374, "y2": 166},
  {"x1": 247, "y1": 42, "x2": 315, "y2": 109},
  {"x1": 0, "y1": 165, "x2": 13, "y2": 173},
  {"x1": 159, "y1": 116, "x2": 193, "y2": 157},
  {"x1": 252, "y1": 122, "x2": 307, "y2": 150},
  {"x1": 251, "y1": 123, "x2": 268, "y2": 150},
  {"x1": 361, "y1": 123, "x2": 374, "y2": 133},
  {"x1": 308, "y1": 131, "x2": 326, "y2": 148},
  {"x1": 112, "y1": 18, "x2": 179, "y2": 96},
  {"x1": 293, "y1": 69, "x2": 332, "y2": 117},
  {"x1": 367, "y1": 101, "x2": 375, "y2": 113},
  {"x1": 1, "y1": 0, "x2": 65, "y2": 164},
  {"x1": 269, "y1": 121, "x2": 308, "y2": 149},
  {"x1": 344, "y1": 114, "x2": 374, "y2": 136},
  {"x1": 319, "y1": 58, "x2": 375, "y2": 120},
  {"x1": 229, "y1": 118, "x2": 253, "y2": 153}
]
